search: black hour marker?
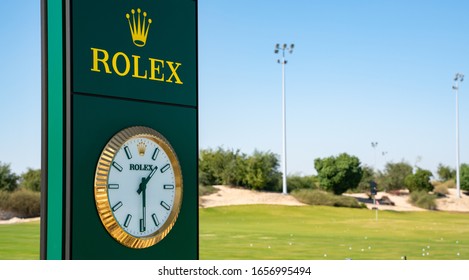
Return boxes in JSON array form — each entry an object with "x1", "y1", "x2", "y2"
[
  {"x1": 108, "y1": 184, "x2": 119, "y2": 189},
  {"x1": 140, "y1": 219, "x2": 145, "y2": 232},
  {"x1": 124, "y1": 146, "x2": 132, "y2": 159},
  {"x1": 112, "y1": 162, "x2": 123, "y2": 172},
  {"x1": 112, "y1": 201, "x2": 123, "y2": 212},
  {"x1": 152, "y1": 148, "x2": 160, "y2": 160},
  {"x1": 124, "y1": 214, "x2": 132, "y2": 227},
  {"x1": 164, "y1": 184, "x2": 174, "y2": 189},
  {"x1": 160, "y1": 201, "x2": 170, "y2": 210},
  {"x1": 152, "y1": 213, "x2": 159, "y2": 226},
  {"x1": 160, "y1": 164, "x2": 170, "y2": 173}
]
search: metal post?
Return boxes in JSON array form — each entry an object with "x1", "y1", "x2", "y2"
[
  {"x1": 453, "y1": 73, "x2": 464, "y2": 198},
  {"x1": 275, "y1": 44, "x2": 294, "y2": 195},
  {"x1": 456, "y1": 82, "x2": 461, "y2": 198},
  {"x1": 281, "y1": 55, "x2": 287, "y2": 195}
]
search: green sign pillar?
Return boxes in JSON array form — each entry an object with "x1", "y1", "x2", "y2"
[{"x1": 41, "y1": 0, "x2": 198, "y2": 259}]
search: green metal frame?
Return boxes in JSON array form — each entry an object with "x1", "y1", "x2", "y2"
[{"x1": 41, "y1": 0, "x2": 64, "y2": 260}]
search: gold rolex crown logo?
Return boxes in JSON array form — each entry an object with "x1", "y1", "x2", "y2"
[
  {"x1": 137, "y1": 141, "x2": 147, "y2": 156},
  {"x1": 126, "y1": 8, "x2": 152, "y2": 47}
]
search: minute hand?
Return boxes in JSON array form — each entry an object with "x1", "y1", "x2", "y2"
[{"x1": 137, "y1": 166, "x2": 157, "y2": 194}]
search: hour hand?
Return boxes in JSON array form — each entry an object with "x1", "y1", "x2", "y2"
[
  {"x1": 137, "y1": 166, "x2": 157, "y2": 194},
  {"x1": 137, "y1": 177, "x2": 145, "y2": 194}
]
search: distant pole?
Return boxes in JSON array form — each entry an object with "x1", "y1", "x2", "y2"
[
  {"x1": 275, "y1": 43, "x2": 294, "y2": 195},
  {"x1": 453, "y1": 73, "x2": 464, "y2": 198},
  {"x1": 371, "y1": 142, "x2": 378, "y2": 169},
  {"x1": 382, "y1": 151, "x2": 388, "y2": 164}
]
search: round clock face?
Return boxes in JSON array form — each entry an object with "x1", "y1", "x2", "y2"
[{"x1": 94, "y1": 126, "x2": 182, "y2": 249}]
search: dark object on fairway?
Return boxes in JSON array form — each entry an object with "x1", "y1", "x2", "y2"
[
  {"x1": 370, "y1": 181, "x2": 378, "y2": 195},
  {"x1": 434, "y1": 192, "x2": 447, "y2": 198},
  {"x1": 378, "y1": 195, "x2": 395, "y2": 206}
]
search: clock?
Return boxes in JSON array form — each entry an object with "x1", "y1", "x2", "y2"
[{"x1": 94, "y1": 126, "x2": 183, "y2": 249}]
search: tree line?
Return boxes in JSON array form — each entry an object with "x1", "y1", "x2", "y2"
[
  {"x1": 0, "y1": 149, "x2": 465, "y2": 195},
  {"x1": 0, "y1": 162, "x2": 40, "y2": 192},
  {"x1": 199, "y1": 148, "x2": 282, "y2": 191},
  {"x1": 0, "y1": 162, "x2": 41, "y2": 217},
  {"x1": 199, "y1": 147, "x2": 465, "y2": 195}
]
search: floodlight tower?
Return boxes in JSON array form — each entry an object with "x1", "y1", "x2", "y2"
[
  {"x1": 453, "y1": 73, "x2": 464, "y2": 198},
  {"x1": 275, "y1": 43, "x2": 294, "y2": 195}
]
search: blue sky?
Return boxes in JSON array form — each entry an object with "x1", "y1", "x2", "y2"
[{"x1": 2, "y1": 0, "x2": 469, "y2": 177}]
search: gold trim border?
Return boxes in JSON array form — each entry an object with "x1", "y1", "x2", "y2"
[{"x1": 94, "y1": 126, "x2": 183, "y2": 249}]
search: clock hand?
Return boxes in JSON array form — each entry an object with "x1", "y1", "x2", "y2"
[
  {"x1": 137, "y1": 166, "x2": 158, "y2": 194},
  {"x1": 137, "y1": 167, "x2": 157, "y2": 232},
  {"x1": 140, "y1": 177, "x2": 146, "y2": 232}
]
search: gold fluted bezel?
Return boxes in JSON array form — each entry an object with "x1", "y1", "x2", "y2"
[{"x1": 94, "y1": 126, "x2": 183, "y2": 249}]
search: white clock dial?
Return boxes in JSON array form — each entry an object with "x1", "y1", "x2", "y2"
[
  {"x1": 94, "y1": 126, "x2": 182, "y2": 249},
  {"x1": 108, "y1": 136, "x2": 176, "y2": 237}
]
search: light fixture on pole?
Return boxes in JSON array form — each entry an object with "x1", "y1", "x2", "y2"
[
  {"x1": 275, "y1": 43, "x2": 294, "y2": 195},
  {"x1": 453, "y1": 73, "x2": 464, "y2": 198}
]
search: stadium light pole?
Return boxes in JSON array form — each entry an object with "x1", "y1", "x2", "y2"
[
  {"x1": 453, "y1": 73, "x2": 464, "y2": 198},
  {"x1": 275, "y1": 43, "x2": 294, "y2": 195}
]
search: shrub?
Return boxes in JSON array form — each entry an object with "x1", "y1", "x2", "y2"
[
  {"x1": 199, "y1": 185, "x2": 218, "y2": 196},
  {"x1": 460, "y1": 164, "x2": 469, "y2": 191},
  {"x1": 20, "y1": 168, "x2": 41, "y2": 192},
  {"x1": 0, "y1": 162, "x2": 19, "y2": 192},
  {"x1": 198, "y1": 148, "x2": 281, "y2": 191},
  {"x1": 198, "y1": 148, "x2": 247, "y2": 186},
  {"x1": 408, "y1": 190, "x2": 437, "y2": 210},
  {"x1": 439, "y1": 179, "x2": 455, "y2": 189},
  {"x1": 405, "y1": 168, "x2": 433, "y2": 193},
  {"x1": 0, "y1": 189, "x2": 41, "y2": 217},
  {"x1": 286, "y1": 175, "x2": 318, "y2": 192},
  {"x1": 436, "y1": 163, "x2": 455, "y2": 181},
  {"x1": 314, "y1": 153, "x2": 363, "y2": 195},
  {"x1": 0, "y1": 190, "x2": 9, "y2": 208},
  {"x1": 433, "y1": 182, "x2": 450, "y2": 196},
  {"x1": 377, "y1": 161, "x2": 413, "y2": 191},
  {"x1": 244, "y1": 150, "x2": 281, "y2": 191},
  {"x1": 291, "y1": 189, "x2": 365, "y2": 208}
]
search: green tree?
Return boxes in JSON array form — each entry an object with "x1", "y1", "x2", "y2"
[
  {"x1": 378, "y1": 161, "x2": 413, "y2": 191},
  {"x1": 355, "y1": 165, "x2": 376, "y2": 193},
  {"x1": 20, "y1": 168, "x2": 41, "y2": 192},
  {"x1": 436, "y1": 163, "x2": 456, "y2": 182},
  {"x1": 0, "y1": 162, "x2": 19, "y2": 192},
  {"x1": 225, "y1": 149, "x2": 247, "y2": 186},
  {"x1": 245, "y1": 150, "x2": 281, "y2": 191},
  {"x1": 314, "y1": 153, "x2": 363, "y2": 195},
  {"x1": 198, "y1": 148, "x2": 247, "y2": 186},
  {"x1": 199, "y1": 149, "x2": 218, "y2": 186},
  {"x1": 405, "y1": 168, "x2": 433, "y2": 193},
  {"x1": 460, "y1": 163, "x2": 469, "y2": 191}
]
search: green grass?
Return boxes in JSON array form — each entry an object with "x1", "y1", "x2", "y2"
[
  {"x1": 2, "y1": 206, "x2": 469, "y2": 260},
  {"x1": 200, "y1": 205, "x2": 469, "y2": 260},
  {"x1": 0, "y1": 220, "x2": 40, "y2": 259}
]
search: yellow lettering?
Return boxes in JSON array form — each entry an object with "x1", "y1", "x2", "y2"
[
  {"x1": 91, "y1": 48, "x2": 112, "y2": 73},
  {"x1": 149, "y1": 58, "x2": 165, "y2": 81},
  {"x1": 90, "y1": 48, "x2": 184, "y2": 86},
  {"x1": 112, "y1": 52, "x2": 130, "y2": 76},
  {"x1": 132, "y1": 55, "x2": 148, "y2": 79},
  {"x1": 166, "y1": 61, "x2": 183, "y2": 84}
]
